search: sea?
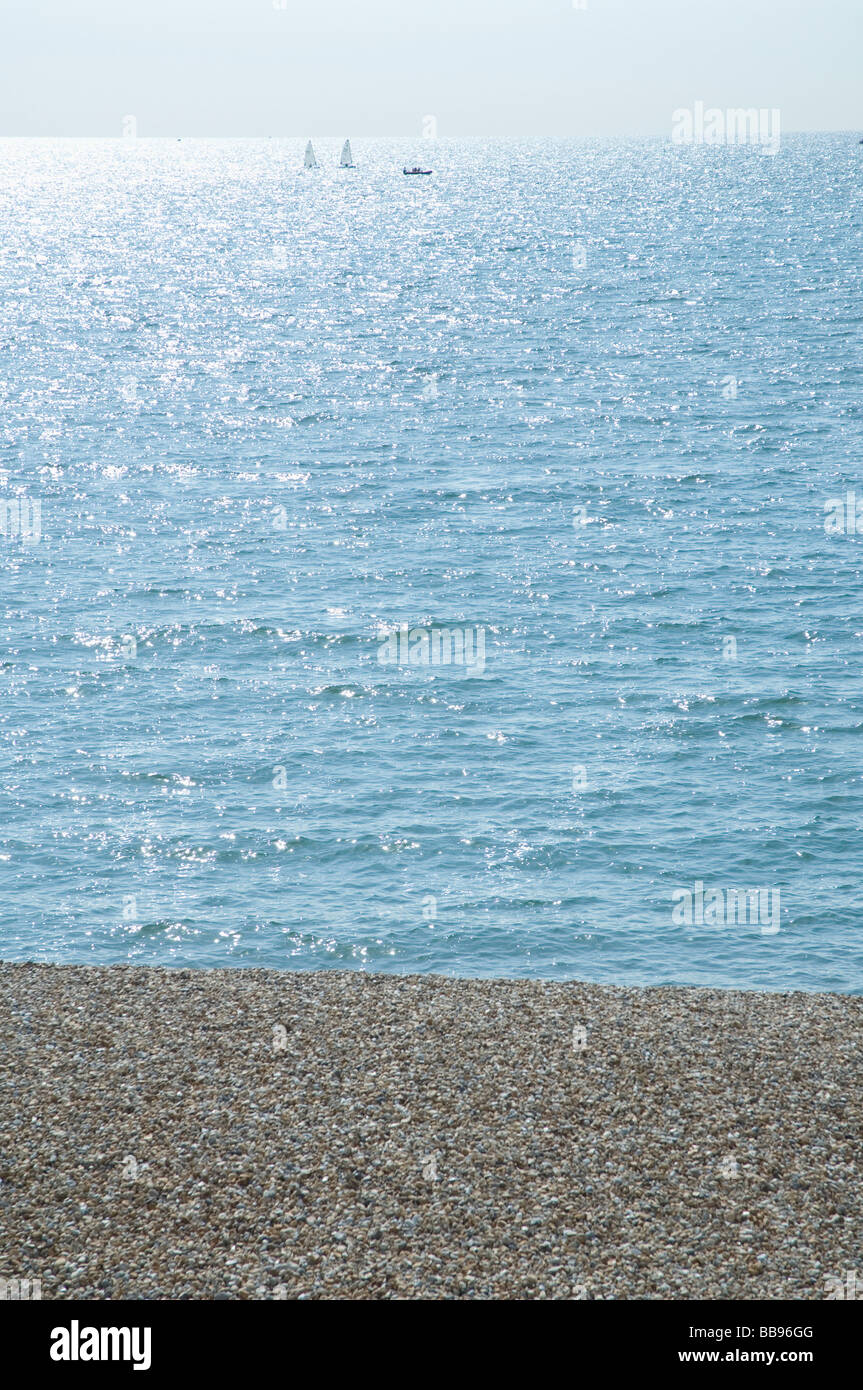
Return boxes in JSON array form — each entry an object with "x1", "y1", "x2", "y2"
[{"x1": 1, "y1": 134, "x2": 861, "y2": 992}]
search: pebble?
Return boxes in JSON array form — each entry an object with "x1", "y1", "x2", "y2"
[{"x1": 0, "y1": 962, "x2": 859, "y2": 1300}]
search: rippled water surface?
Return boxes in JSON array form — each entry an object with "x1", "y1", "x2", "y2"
[{"x1": 2, "y1": 135, "x2": 862, "y2": 990}]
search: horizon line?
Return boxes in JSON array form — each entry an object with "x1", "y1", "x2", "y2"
[{"x1": 0, "y1": 128, "x2": 860, "y2": 141}]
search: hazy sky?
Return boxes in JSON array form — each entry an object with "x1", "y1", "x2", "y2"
[{"x1": 0, "y1": 0, "x2": 859, "y2": 138}]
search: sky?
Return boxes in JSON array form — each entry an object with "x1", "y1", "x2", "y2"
[{"x1": 0, "y1": 0, "x2": 859, "y2": 139}]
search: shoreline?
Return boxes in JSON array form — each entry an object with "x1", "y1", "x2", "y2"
[{"x1": 2, "y1": 962, "x2": 860, "y2": 1300}]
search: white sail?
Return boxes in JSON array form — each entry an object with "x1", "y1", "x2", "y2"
[
  {"x1": 340, "y1": 139, "x2": 354, "y2": 168},
  {"x1": 304, "y1": 140, "x2": 317, "y2": 169}
]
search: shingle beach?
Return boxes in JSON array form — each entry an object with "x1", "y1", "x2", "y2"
[{"x1": 1, "y1": 963, "x2": 859, "y2": 1301}]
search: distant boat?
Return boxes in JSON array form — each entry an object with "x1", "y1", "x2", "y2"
[
  {"x1": 403, "y1": 165, "x2": 432, "y2": 176},
  {"x1": 340, "y1": 139, "x2": 355, "y2": 168},
  {"x1": 304, "y1": 141, "x2": 318, "y2": 169}
]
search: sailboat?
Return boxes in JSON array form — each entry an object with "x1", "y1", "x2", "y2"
[
  {"x1": 304, "y1": 140, "x2": 317, "y2": 169},
  {"x1": 340, "y1": 139, "x2": 355, "y2": 168}
]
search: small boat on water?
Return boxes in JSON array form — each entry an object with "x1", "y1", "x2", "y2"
[
  {"x1": 403, "y1": 165, "x2": 432, "y2": 176},
  {"x1": 304, "y1": 140, "x2": 318, "y2": 169},
  {"x1": 340, "y1": 139, "x2": 355, "y2": 168}
]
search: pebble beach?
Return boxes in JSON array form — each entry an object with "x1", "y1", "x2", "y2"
[{"x1": 1, "y1": 962, "x2": 860, "y2": 1301}]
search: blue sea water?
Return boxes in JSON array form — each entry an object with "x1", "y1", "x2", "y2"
[{"x1": 1, "y1": 134, "x2": 862, "y2": 992}]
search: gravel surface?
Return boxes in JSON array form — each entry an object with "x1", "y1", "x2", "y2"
[{"x1": 1, "y1": 962, "x2": 860, "y2": 1300}]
